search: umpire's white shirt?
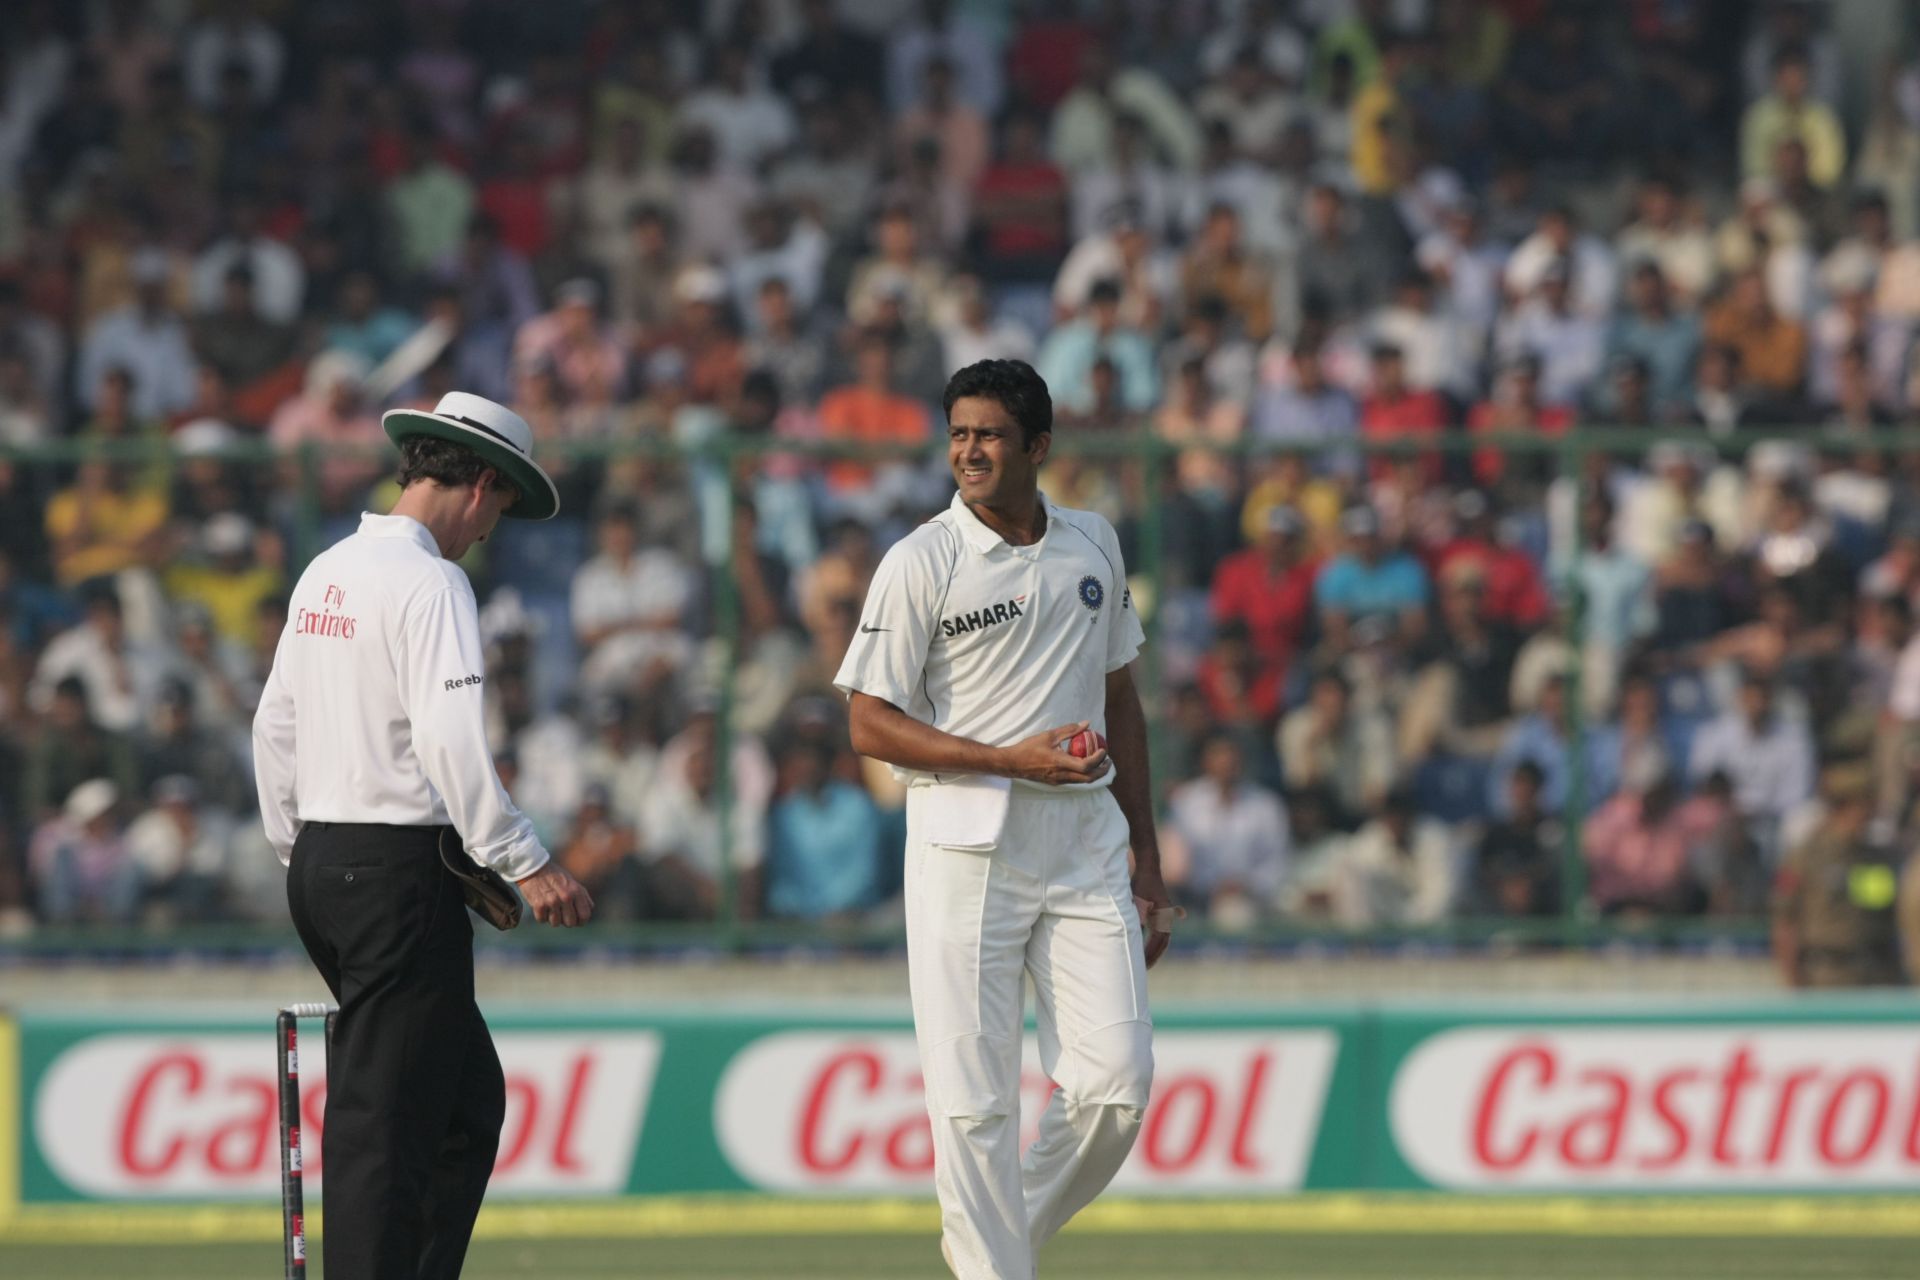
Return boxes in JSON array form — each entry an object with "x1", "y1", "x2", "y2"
[
  {"x1": 251, "y1": 512, "x2": 549, "y2": 879},
  {"x1": 833, "y1": 492, "x2": 1143, "y2": 788}
]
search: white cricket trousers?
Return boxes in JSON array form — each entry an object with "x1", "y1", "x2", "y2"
[{"x1": 905, "y1": 783, "x2": 1154, "y2": 1280}]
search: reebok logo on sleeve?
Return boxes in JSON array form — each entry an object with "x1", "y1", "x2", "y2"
[{"x1": 443, "y1": 673, "x2": 483, "y2": 692}]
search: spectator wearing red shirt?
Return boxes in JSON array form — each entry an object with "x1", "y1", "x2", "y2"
[
  {"x1": 1211, "y1": 505, "x2": 1320, "y2": 668},
  {"x1": 1430, "y1": 490, "x2": 1550, "y2": 629},
  {"x1": 1466, "y1": 352, "x2": 1574, "y2": 487},
  {"x1": 1193, "y1": 619, "x2": 1285, "y2": 728},
  {"x1": 478, "y1": 131, "x2": 555, "y2": 259},
  {"x1": 973, "y1": 111, "x2": 1069, "y2": 282},
  {"x1": 1359, "y1": 341, "x2": 1449, "y2": 479}
]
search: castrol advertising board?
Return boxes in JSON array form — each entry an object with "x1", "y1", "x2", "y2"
[
  {"x1": 714, "y1": 1030, "x2": 1336, "y2": 1193},
  {"x1": 11, "y1": 1002, "x2": 1920, "y2": 1205},
  {"x1": 25, "y1": 1029, "x2": 661, "y2": 1200},
  {"x1": 1389, "y1": 1026, "x2": 1920, "y2": 1190}
]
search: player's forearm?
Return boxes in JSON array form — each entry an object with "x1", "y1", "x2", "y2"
[
  {"x1": 848, "y1": 691, "x2": 1010, "y2": 778},
  {"x1": 1105, "y1": 669, "x2": 1163, "y2": 876}
]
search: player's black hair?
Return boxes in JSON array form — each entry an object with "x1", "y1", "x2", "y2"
[
  {"x1": 397, "y1": 435, "x2": 497, "y2": 494},
  {"x1": 942, "y1": 359, "x2": 1053, "y2": 446}
]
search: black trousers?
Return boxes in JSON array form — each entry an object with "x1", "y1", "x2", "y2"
[{"x1": 288, "y1": 822, "x2": 504, "y2": 1280}]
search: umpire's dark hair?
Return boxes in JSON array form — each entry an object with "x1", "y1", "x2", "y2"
[
  {"x1": 397, "y1": 435, "x2": 497, "y2": 493},
  {"x1": 942, "y1": 359, "x2": 1052, "y2": 446}
]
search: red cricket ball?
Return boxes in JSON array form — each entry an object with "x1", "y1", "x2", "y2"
[{"x1": 1061, "y1": 729, "x2": 1107, "y2": 758}]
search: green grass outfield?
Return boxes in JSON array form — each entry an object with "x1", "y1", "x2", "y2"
[
  {"x1": 7, "y1": 1198, "x2": 1920, "y2": 1279},
  {"x1": 3, "y1": 1233, "x2": 1918, "y2": 1279}
]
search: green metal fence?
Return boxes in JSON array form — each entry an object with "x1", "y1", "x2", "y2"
[{"x1": 3, "y1": 424, "x2": 1912, "y2": 956}]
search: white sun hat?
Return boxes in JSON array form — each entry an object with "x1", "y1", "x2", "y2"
[{"x1": 381, "y1": 391, "x2": 560, "y2": 521}]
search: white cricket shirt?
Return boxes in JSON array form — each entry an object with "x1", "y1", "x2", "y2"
[
  {"x1": 834, "y1": 492, "x2": 1143, "y2": 789},
  {"x1": 251, "y1": 513, "x2": 549, "y2": 879}
]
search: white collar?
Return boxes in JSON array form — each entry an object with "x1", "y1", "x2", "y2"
[
  {"x1": 358, "y1": 512, "x2": 442, "y2": 557},
  {"x1": 948, "y1": 491, "x2": 1056, "y2": 556}
]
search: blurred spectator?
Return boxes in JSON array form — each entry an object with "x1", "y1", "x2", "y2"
[
  {"x1": 325, "y1": 269, "x2": 417, "y2": 369},
  {"x1": 182, "y1": 0, "x2": 284, "y2": 109},
  {"x1": 1689, "y1": 672, "x2": 1816, "y2": 857},
  {"x1": 1703, "y1": 268, "x2": 1807, "y2": 404},
  {"x1": 1315, "y1": 506, "x2": 1429, "y2": 655},
  {"x1": 1773, "y1": 763, "x2": 1906, "y2": 986},
  {"x1": 1583, "y1": 772, "x2": 1708, "y2": 916},
  {"x1": 76, "y1": 249, "x2": 195, "y2": 419},
  {"x1": 1168, "y1": 733, "x2": 1290, "y2": 926},
  {"x1": 191, "y1": 264, "x2": 295, "y2": 390},
  {"x1": 1616, "y1": 177, "x2": 1717, "y2": 305},
  {"x1": 19, "y1": 676, "x2": 137, "y2": 829},
  {"x1": 573, "y1": 505, "x2": 695, "y2": 700},
  {"x1": 765, "y1": 727, "x2": 883, "y2": 921},
  {"x1": 1561, "y1": 493, "x2": 1656, "y2": 714},
  {"x1": 389, "y1": 130, "x2": 477, "y2": 276},
  {"x1": 1357, "y1": 341, "x2": 1448, "y2": 466},
  {"x1": 1297, "y1": 182, "x2": 1386, "y2": 323},
  {"x1": 1054, "y1": 205, "x2": 1171, "y2": 331},
  {"x1": 558, "y1": 782, "x2": 645, "y2": 921},
  {"x1": 1494, "y1": 260, "x2": 1605, "y2": 408},
  {"x1": 1069, "y1": 117, "x2": 1178, "y2": 245},
  {"x1": 1050, "y1": 40, "x2": 1201, "y2": 176},
  {"x1": 267, "y1": 352, "x2": 384, "y2": 514},
  {"x1": 514, "y1": 280, "x2": 628, "y2": 406},
  {"x1": 639, "y1": 712, "x2": 770, "y2": 921},
  {"x1": 849, "y1": 205, "x2": 948, "y2": 330},
  {"x1": 1037, "y1": 278, "x2": 1157, "y2": 413},
  {"x1": 745, "y1": 278, "x2": 830, "y2": 409},
  {"x1": 189, "y1": 193, "x2": 303, "y2": 325},
  {"x1": 1434, "y1": 491, "x2": 1548, "y2": 629},
  {"x1": 41, "y1": 456, "x2": 167, "y2": 592},
  {"x1": 1496, "y1": 10, "x2": 1619, "y2": 168},
  {"x1": 894, "y1": 55, "x2": 988, "y2": 195},
  {"x1": 936, "y1": 274, "x2": 1035, "y2": 375},
  {"x1": 1604, "y1": 261, "x2": 1702, "y2": 419},
  {"x1": 1467, "y1": 355, "x2": 1572, "y2": 489},
  {"x1": 1332, "y1": 788, "x2": 1456, "y2": 927},
  {"x1": 888, "y1": 0, "x2": 1003, "y2": 118},
  {"x1": 1472, "y1": 760, "x2": 1563, "y2": 917},
  {"x1": 1213, "y1": 505, "x2": 1319, "y2": 670},
  {"x1": 124, "y1": 775, "x2": 230, "y2": 923},
  {"x1": 28, "y1": 778, "x2": 136, "y2": 924},
  {"x1": 1741, "y1": 44, "x2": 1846, "y2": 188},
  {"x1": 1252, "y1": 340, "x2": 1359, "y2": 451},
  {"x1": 973, "y1": 110, "x2": 1069, "y2": 282},
  {"x1": 163, "y1": 514, "x2": 282, "y2": 649},
  {"x1": 29, "y1": 586, "x2": 170, "y2": 736},
  {"x1": 680, "y1": 41, "x2": 795, "y2": 174},
  {"x1": 1279, "y1": 668, "x2": 1394, "y2": 827}
]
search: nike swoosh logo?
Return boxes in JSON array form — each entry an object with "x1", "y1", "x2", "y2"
[{"x1": 860, "y1": 624, "x2": 891, "y2": 634}]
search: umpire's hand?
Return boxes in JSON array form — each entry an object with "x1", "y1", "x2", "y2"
[{"x1": 516, "y1": 863, "x2": 596, "y2": 927}]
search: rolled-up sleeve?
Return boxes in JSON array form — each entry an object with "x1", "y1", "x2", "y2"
[
  {"x1": 396, "y1": 583, "x2": 549, "y2": 880},
  {"x1": 250, "y1": 629, "x2": 300, "y2": 866}
]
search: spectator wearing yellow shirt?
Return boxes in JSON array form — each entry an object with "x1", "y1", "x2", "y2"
[
  {"x1": 1703, "y1": 268, "x2": 1808, "y2": 403},
  {"x1": 1349, "y1": 37, "x2": 1413, "y2": 197},
  {"x1": 1740, "y1": 45, "x2": 1846, "y2": 188},
  {"x1": 163, "y1": 514, "x2": 284, "y2": 647},
  {"x1": 43, "y1": 460, "x2": 168, "y2": 588}
]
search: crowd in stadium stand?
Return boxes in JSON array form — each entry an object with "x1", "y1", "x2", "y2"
[{"x1": 6, "y1": 0, "x2": 1920, "y2": 948}]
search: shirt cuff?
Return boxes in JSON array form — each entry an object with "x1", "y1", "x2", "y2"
[{"x1": 480, "y1": 835, "x2": 550, "y2": 882}]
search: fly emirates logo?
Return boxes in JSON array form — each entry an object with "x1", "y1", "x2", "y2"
[{"x1": 296, "y1": 584, "x2": 357, "y2": 640}]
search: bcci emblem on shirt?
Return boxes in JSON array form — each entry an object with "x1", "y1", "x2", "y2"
[{"x1": 1078, "y1": 574, "x2": 1104, "y2": 614}]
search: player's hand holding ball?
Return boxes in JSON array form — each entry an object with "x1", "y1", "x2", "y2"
[{"x1": 1003, "y1": 721, "x2": 1111, "y2": 785}]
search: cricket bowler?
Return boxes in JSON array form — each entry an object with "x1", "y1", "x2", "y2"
[{"x1": 836, "y1": 359, "x2": 1177, "y2": 1278}]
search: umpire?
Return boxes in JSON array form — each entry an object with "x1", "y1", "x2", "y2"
[{"x1": 252, "y1": 391, "x2": 595, "y2": 1278}]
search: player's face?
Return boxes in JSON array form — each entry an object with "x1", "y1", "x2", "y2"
[{"x1": 948, "y1": 395, "x2": 1047, "y2": 509}]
